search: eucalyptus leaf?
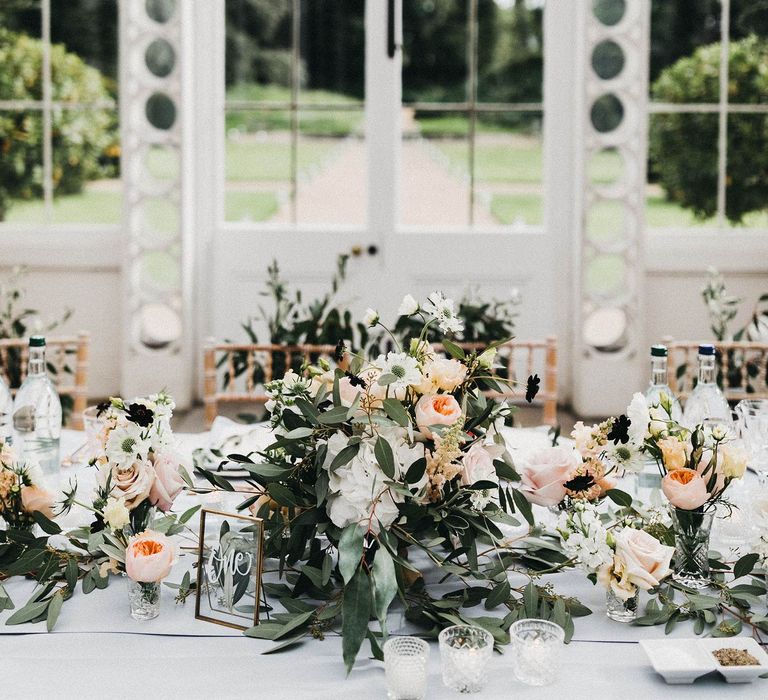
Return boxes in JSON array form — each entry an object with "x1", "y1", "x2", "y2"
[
  {"x1": 372, "y1": 547, "x2": 397, "y2": 634},
  {"x1": 339, "y1": 524, "x2": 364, "y2": 585},
  {"x1": 374, "y1": 437, "x2": 396, "y2": 479},
  {"x1": 342, "y1": 569, "x2": 372, "y2": 675},
  {"x1": 46, "y1": 591, "x2": 64, "y2": 632}
]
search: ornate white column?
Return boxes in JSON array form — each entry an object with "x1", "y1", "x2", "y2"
[
  {"x1": 572, "y1": 0, "x2": 650, "y2": 415},
  {"x1": 119, "y1": 0, "x2": 194, "y2": 406}
]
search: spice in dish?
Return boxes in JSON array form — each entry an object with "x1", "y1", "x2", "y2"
[{"x1": 712, "y1": 648, "x2": 760, "y2": 667}]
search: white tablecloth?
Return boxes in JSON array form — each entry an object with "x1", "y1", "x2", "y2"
[{"x1": 0, "y1": 427, "x2": 764, "y2": 698}]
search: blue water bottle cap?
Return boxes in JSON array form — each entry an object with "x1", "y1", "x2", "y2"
[{"x1": 698, "y1": 344, "x2": 716, "y2": 356}]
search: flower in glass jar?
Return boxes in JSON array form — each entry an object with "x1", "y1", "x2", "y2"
[
  {"x1": 101, "y1": 459, "x2": 155, "y2": 510},
  {"x1": 125, "y1": 530, "x2": 176, "y2": 583},
  {"x1": 612, "y1": 528, "x2": 673, "y2": 593},
  {"x1": 661, "y1": 468, "x2": 709, "y2": 510},
  {"x1": 149, "y1": 449, "x2": 187, "y2": 512},
  {"x1": 415, "y1": 393, "x2": 462, "y2": 439},
  {"x1": 658, "y1": 436, "x2": 688, "y2": 471}
]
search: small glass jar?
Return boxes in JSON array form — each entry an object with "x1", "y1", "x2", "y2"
[
  {"x1": 383, "y1": 636, "x2": 430, "y2": 700},
  {"x1": 127, "y1": 578, "x2": 161, "y2": 621},
  {"x1": 438, "y1": 625, "x2": 493, "y2": 694},
  {"x1": 670, "y1": 506, "x2": 714, "y2": 589},
  {"x1": 509, "y1": 618, "x2": 565, "y2": 686},
  {"x1": 605, "y1": 587, "x2": 638, "y2": 623}
]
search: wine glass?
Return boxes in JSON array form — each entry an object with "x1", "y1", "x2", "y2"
[{"x1": 735, "y1": 399, "x2": 768, "y2": 487}]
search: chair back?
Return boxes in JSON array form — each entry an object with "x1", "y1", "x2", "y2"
[
  {"x1": 0, "y1": 332, "x2": 90, "y2": 429},
  {"x1": 204, "y1": 336, "x2": 558, "y2": 427},
  {"x1": 663, "y1": 337, "x2": 768, "y2": 402}
]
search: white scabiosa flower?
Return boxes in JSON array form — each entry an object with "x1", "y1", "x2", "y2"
[
  {"x1": 363, "y1": 308, "x2": 380, "y2": 327},
  {"x1": 105, "y1": 422, "x2": 152, "y2": 470},
  {"x1": 398, "y1": 294, "x2": 419, "y2": 316},
  {"x1": 423, "y1": 292, "x2": 464, "y2": 335},
  {"x1": 375, "y1": 352, "x2": 422, "y2": 394}
]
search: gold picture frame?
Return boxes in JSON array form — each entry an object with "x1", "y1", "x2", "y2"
[{"x1": 194, "y1": 508, "x2": 265, "y2": 631}]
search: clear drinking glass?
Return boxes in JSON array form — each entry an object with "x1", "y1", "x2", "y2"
[
  {"x1": 438, "y1": 625, "x2": 493, "y2": 694},
  {"x1": 736, "y1": 399, "x2": 768, "y2": 486},
  {"x1": 384, "y1": 636, "x2": 430, "y2": 700},
  {"x1": 127, "y1": 579, "x2": 161, "y2": 621},
  {"x1": 509, "y1": 618, "x2": 565, "y2": 686}
]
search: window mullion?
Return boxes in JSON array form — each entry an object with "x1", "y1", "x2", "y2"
[
  {"x1": 716, "y1": 0, "x2": 731, "y2": 227},
  {"x1": 41, "y1": 0, "x2": 53, "y2": 222}
]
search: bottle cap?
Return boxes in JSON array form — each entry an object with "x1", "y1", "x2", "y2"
[
  {"x1": 698, "y1": 344, "x2": 716, "y2": 356},
  {"x1": 29, "y1": 336, "x2": 46, "y2": 347},
  {"x1": 650, "y1": 345, "x2": 667, "y2": 357}
]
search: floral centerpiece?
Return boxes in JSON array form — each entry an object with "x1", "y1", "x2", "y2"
[
  {"x1": 628, "y1": 391, "x2": 748, "y2": 588},
  {"x1": 213, "y1": 293, "x2": 553, "y2": 671},
  {"x1": 0, "y1": 441, "x2": 56, "y2": 531}
]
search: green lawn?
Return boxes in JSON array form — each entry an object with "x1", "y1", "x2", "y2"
[
  {"x1": 225, "y1": 138, "x2": 338, "y2": 181},
  {"x1": 490, "y1": 194, "x2": 542, "y2": 225},
  {"x1": 225, "y1": 191, "x2": 280, "y2": 222}
]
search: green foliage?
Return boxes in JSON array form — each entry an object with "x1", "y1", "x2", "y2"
[
  {"x1": 649, "y1": 36, "x2": 768, "y2": 224},
  {"x1": 0, "y1": 28, "x2": 117, "y2": 220}
]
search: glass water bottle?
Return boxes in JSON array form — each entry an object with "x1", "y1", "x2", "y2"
[
  {"x1": 645, "y1": 345, "x2": 682, "y2": 422},
  {"x1": 12, "y1": 336, "x2": 62, "y2": 479},
  {"x1": 0, "y1": 373, "x2": 12, "y2": 444},
  {"x1": 683, "y1": 344, "x2": 731, "y2": 429}
]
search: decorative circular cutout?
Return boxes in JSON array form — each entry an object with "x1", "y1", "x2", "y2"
[
  {"x1": 583, "y1": 307, "x2": 628, "y2": 353},
  {"x1": 145, "y1": 92, "x2": 176, "y2": 130},
  {"x1": 145, "y1": 39, "x2": 176, "y2": 78},
  {"x1": 586, "y1": 254, "x2": 627, "y2": 299},
  {"x1": 588, "y1": 148, "x2": 624, "y2": 187},
  {"x1": 145, "y1": 144, "x2": 179, "y2": 181},
  {"x1": 592, "y1": 0, "x2": 625, "y2": 26},
  {"x1": 591, "y1": 40, "x2": 625, "y2": 80},
  {"x1": 145, "y1": 0, "x2": 175, "y2": 23},
  {"x1": 590, "y1": 93, "x2": 624, "y2": 133},
  {"x1": 139, "y1": 303, "x2": 182, "y2": 350},
  {"x1": 586, "y1": 200, "x2": 626, "y2": 246}
]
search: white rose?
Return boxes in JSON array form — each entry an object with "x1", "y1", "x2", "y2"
[
  {"x1": 103, "y1": 496, "x2": 130, "y2": 530},
  {"x1": 720, "y1": 442, "x2": 748, "y2": 479},
  {"x1": 398, "y1": 294, "x2": 419, "y2": 316},
  {"x1": 613, "y1": 528, "x2": 673, "y2": 592}
]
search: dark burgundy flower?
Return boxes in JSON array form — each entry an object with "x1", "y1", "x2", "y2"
[
  {"x1": 334, "y1": 340, "x2": 346, "y2": 363},
  {"x1": 607, "y1": 415, "x2": 631, "y2": 445},
  {"x1": 125, "y1": 402, "x2": 154, "y2": 428},
  {"x1": 345, "y1": 371, "x2": 367, "y2": 389},
  {"x1": 95, "y1": 400, "x2": 111, "y2": 418},
  {"x1": 564, "y1": 473, "x2": 596, "y2": 494},
  {"x1": 525, "y1": 374, "x2": 540, "y2": 403}
]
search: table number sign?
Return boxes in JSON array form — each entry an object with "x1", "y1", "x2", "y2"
[{"x1": 194, "y1": 508, "x2": 265, "y2": 630}]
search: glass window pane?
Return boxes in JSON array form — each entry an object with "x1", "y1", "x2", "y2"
[
  {"x1": 726, "y1": 113, "x2": 768, "y2": 228},
  {"x1": 402, "y1": 110, "x2": 469, "y2": 226},
  {"x1": 0, "y1": 109, "x2": 45, "y2": 223},
  {"x1": 650, "y1": 0, "x2": 721, "y2": 103},
  {"x1": 52, "y1": 108, "x2": 121, "y2": 224},
  {"x1": 477, "y1": 1, "x2": 543, "y2": 104},
  {"x1": 0, "y1": 2, "x2": 41, "y2": 40},
  {"x1": 647, "y1": 112, "x2": 718, "y2": 227},
  {"x1": 403, "y1": 1, "x2": 469, "y2": 104},
  {"x1": 477, "y1": 112, "x2": 543, "y2": 226},
  {"x1": 225, "y1": 109, "x2": 289, "y2": 223}
]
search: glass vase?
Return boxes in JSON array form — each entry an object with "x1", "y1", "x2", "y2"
[
  {"x1": 605, "y1": 587, "x2": 638, "y2": 623},
  {"x1": 670, "y1": 506, "x2": 714, "y2": 590},
  {"x1": 127, "y1": 579, "x2": 161, "y2": 621}
]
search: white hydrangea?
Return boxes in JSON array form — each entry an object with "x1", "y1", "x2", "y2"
[
  {"x1": 753, "y1": 532, "x2": 768, "y2": 572},
  {"x1": 626, "y1": 392, "x2": 650, "y2": 445},
  {"x1": 557, "y1": 502, "x2": 613, "y2": 573}
]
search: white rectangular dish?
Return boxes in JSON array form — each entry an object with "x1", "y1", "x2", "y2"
[{"x1": 699, "y1": 637, "x2": 768, "y2": 683}]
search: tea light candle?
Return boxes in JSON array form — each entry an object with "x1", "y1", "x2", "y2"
[
  {"x1": 383, "y1": 636, "x2": 429, "y2": 700},
  {"x1": 510, "y1": 618, "x2": 565, "y2": 686},
  {"x1": 438, "y1": 625, "x2": 494, "y2": 694}
]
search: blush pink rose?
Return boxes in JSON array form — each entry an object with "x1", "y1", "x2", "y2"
[
  {"x1": 415, "y1": 394, "x2": 462, "y2": 438},
  {"x1": 662, "y1": 469, "x2": 709, "y2": 510},
  {"x1": 460, "y1": 443, "x2": 498, "y2": 487},
  {"x1": 614, "y1": 528, "x2": 674, "y2": 591},
  {"x1": 125, "y1": 530, "x2": 176, "y2": 583},
  {"x1": 20, "y1": 485, "x2": 55, "y2": 519},
  {"x1": 519, "y1": 446, "x2": 580, "y2": 507},
  {"x1": 103, "y1": 459, "x2": 155, "y2": 510},
  {"x1": 149, "y1": 449, "x2": 187, "y2": 512}
]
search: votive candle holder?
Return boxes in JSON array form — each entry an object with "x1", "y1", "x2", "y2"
[
  {"x1": 384, "y1": 636, "x2": 430, "y2": 700},
  {"x1": 509, "y1": 618, "x2": 564, "y2": 686},
  {"x1": 438, "y1": 624, "x2": 494, "y2": 694}
]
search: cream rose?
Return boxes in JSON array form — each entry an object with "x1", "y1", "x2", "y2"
[
  {"x1": 519, "y1": 446, "x2": 580, "y2": 507},
  {"x1": 460, "y1": 443, "x2": 498, "y2": 488},
  {"x1": 415, "y1": 393, "x2": 462, "y2": 438},
  {"x1": 658, "y1": 437, "x2": 688, "y2": 471},
  {"x1": 661, "y1": 468, "x2": 709, "y2": 510},
  {"x1": 103, "y1": 459, "x2": 156, "y2": 510},
  {"x1": 720, "y1": 443, "x2": 748, "y2": 479},
  {"x1": 424, "y1": 357, "x2": 468, "y2": 393},
  {"x1": 125, "y1": 530, "x2": 176, "y2": 583},
  {"x1": 20, "y1": 485, "x2": 55, "y2": 519},
  {"x1": 103, "y1": 497, "x2": 130, "y2": 530},
  {"x1": 149, "y1": 449, "x2": 187, "y2": 512},
  {"x1": 613, "y1": 528, "x2": 674, "y2": 592}
]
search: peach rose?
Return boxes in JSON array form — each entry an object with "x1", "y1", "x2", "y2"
[
  {"x1": 125, "y1": 530, "x2": 176, "y2": 583},
  {"x1": 658, "y1": 437, "x2": 688, "y2": 471},
  {"x1": 519, "y1": 446, "x2": 580, "y2": 507},
  {"x1": 20, "y1": 485, "x2": 55, "y2": 519},
  {"x1": 662, "y1": 468, "x2": 709, "y2": 510},
  {"x1": 460, "y1": 443, "x2": 498, "y2": 487},
  {"x1": 694, "y1": 449, "x2": 726, "y2": 495},
  {"x1": 149, "y1": 450, "x2": 186, "y2": 512},
  {"x1": 613, "y1": 528, "x2": 674, "y2": 592},
  {"x1": 103, "y1": 459, "x2": 155, "y2": 510},
  {"x1": 415, "y1": 393, "x2": 462, "y2": 438}
]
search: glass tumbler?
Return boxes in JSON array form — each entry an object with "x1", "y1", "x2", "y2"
[
  {"x1": 384, "y1": 636, "x2": 430, "y2": 700},
  {"x1": 438, "y1": 625, "x2": 493, "y2": 694},
  {"x1": 509, "y1": 618, "x2": 565, "y2": 686}
]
